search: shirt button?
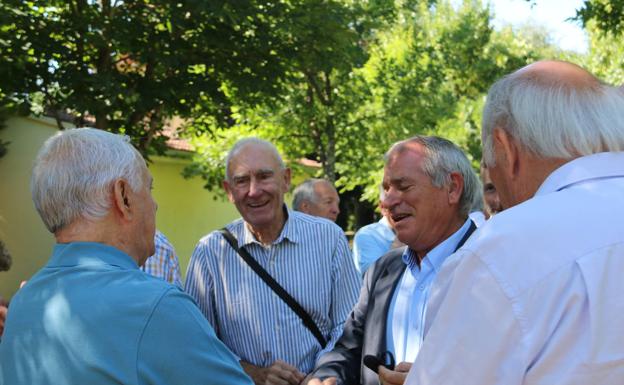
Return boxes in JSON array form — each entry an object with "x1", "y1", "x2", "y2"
[{"x1": 419, "y1": 285, "x2": 425, "y2": 290}]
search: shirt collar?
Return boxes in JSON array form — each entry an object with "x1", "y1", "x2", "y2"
[
  {"x1": 536, "y1": 152, "x2": 624, "y2": 196},
  {"x1": 402, "y1": 218, "x2": 473, "y2": 276},
  {"x1": 47, "y1": 242, "x2": 139, "y2": 270},
  {"x1": 241, "y1": 205, "x2": 299, "y2": 247}
]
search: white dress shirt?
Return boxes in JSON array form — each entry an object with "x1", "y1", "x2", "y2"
[{"x1": 406, "y1": 152, "x2": 624, "y2": 385}]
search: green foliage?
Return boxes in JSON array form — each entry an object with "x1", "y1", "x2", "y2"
[
  {"x1": 576, "y1": 0, "x2": 624, "y2": 36},
  {"x1": 0, "y1": 0, "x2": 310, "y2": 156},
  {"x1": 581, "y1": 20, "x2": 624, "y2": 84},
  {"x1": 1, "y1": 0, "x2": 572, "y2": 222},
  {"x1": 187, "y1": 0, "x2": 555, "y2": 209},
  {"x1": 186, "y1": 0, "x2": 381, "y2": 187}
]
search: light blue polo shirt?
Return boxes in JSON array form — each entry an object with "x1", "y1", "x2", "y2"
[{"x1": 0, "y1": 242, "x2": 252, "y2": 385}]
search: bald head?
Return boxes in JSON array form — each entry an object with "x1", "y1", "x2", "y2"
[
  {"x1": 482, "y1": 60, "x2": 624, "y2": 168},
  {"x1": 481, "y1": 60, "x2": 624, "y2": 209},
  {"x1": 516, "y1": 60, "x2": 601, "y2": 91},
  {"x1": 225, "y1": 138, "x2": 285, "y2": 181}
]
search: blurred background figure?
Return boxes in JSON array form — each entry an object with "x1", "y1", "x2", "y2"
[
  {"x1": 480, "y1": 162, "x2": 502, "y2": 218},
  {"x1": 352, "y1": 188, "x2": 402, "y2": 276},
  {"x1": 0, "y1": 239, "x2": 10, "y2": 272},
  {"x1": 141, "y1": 230, "x2": 182, "y2": 288},
  {"x1": 293, "y1": 178, "x2": 341, "y2": 222},
  {"x1": 0, "y1": 239, "x2": 11, "y2": 338}
]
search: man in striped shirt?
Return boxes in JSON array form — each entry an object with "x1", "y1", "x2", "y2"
[
  {"x1": 185, "y1": 138, "x2": 360, "y2": 385},
  {"x1": 141, "y1": 230, "x2": 182, "y2": 288}
]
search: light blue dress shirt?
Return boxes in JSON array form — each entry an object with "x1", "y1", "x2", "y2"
[
  {"x1": 185, "y1": 209, "x2": 361, "y2": 373},
  {"x1": 352, "y1": 217, "x2": 396, "y2": 275},
  {"x1": 386, "y1": 219, "x2": 472, "y2": 363},
  {"x1": 0, "y1": 242, "x2": 252, "y2": 385}
]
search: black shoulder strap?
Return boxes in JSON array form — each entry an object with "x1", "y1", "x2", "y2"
[
  {"x1": 219, "y1": 228, "x2": 328, "y2": 348},
  {"x1": 454, "y1": 220, "x2": 478, "y2": 252}
]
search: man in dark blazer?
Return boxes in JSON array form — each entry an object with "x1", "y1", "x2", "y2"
[{"x1": 307, "y1": 136, "x2": 482, "y2": 385}]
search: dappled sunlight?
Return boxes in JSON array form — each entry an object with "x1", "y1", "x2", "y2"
[{"x1": 5, "y1": 289, "x2": 94, "y2": 383}]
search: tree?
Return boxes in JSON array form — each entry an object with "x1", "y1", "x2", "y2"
[
  {"x1": 581, "y1": 21, "x2": 624, "y2": 84},
  {"x1": 0, "y1": 0, "x2": 320, "y2": 156},
  {"x1": 576, "y1": 0, "x2": 624, "y2": 35},
  {"x1": 185, "y1": 0, "x2": 555, "y2": 227},
  {"x1": 573, "y1": 0, "x2": 624, "y2": 85}
]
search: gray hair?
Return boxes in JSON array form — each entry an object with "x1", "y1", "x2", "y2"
[
  {"x1": 292, "y1": 178, "x2": 327, "y2": 211},
  {"x1": 225, "y1": 137, "x2": 285, "y2": 181},
  {"x1": 386, "y1": 136, "x2": 481, "y2": 217},
  {"x1": 482, "y1": 61, "x2": 624, "y2": 166},
  {"x1": 31, "y1": 128, "x2": 146, "y2": 233}
]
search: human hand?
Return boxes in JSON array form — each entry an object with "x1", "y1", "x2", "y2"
[
  {"x1": 378, "y1": 361, "x2": 412, "y2": 385},
  {"x1": 241, "y1": 360, "x2": 306, "y2": 385},
  {"x1": 304, "y1": 376, "x2": 337, "y2": 385}
]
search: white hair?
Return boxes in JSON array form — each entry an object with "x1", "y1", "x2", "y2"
[
  {"x1": 31, "y1": 128, "x2": 146, "y2": 233},
  {"x1": 482, "y1": 63, "x2": 624, "y2": 166},
  {"x1": 386, "y1": 136, "x2": 481, "y2": 217},
  {"x1": 292, "y1": 178, "x2": 331, "y2": 211},
  {"x1": 224, "y1": 137, "x2": 285, "y2": 181}
]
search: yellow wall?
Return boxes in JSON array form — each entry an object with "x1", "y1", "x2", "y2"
[
  {"x1": 0, "y1": 116, "x2": 240, "y2": 300},
  {"x1": 148, "y1": 155, "x2": 239, "y2": 272}
]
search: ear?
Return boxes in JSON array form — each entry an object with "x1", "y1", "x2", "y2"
[
  {"x1": 282, "y1": 167, "x2": 292, "y2": 192},
  {"x1": 222, "y1": 179, "x2": 236, "y2": 203},
  {"x1": 493, "y1": 127, "x2": 521, "y2": 180},
  {"x1": 447, "y1": 171, "x2": 464, "y2": 206},
  {"x1": 300, "y1": 201, "x2": 311, "y2": 213},
  {"x1": 112, "y1": 179, "x2": 133, "y2": 221}
]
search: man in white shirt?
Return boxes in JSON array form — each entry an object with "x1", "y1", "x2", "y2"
[{"x1": 400, "y1": 60, "x2": 624, "y2": 385}]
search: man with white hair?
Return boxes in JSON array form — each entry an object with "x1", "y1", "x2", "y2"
[
  {"x1": 308, "y1": 136, "x2": 481, "y2": 385},
  {"x1": 0, "y1": 128, "x2": 252, "y2": 385},
  {"x1": 292, "y1": 178, "x2": 341, "y2": 222},
  {"x1": 402, "y1": 60, "x2": 624, "y2": 385},
  {"x1": 185, "y1": 138, "x2": 360, "y2": 385}
]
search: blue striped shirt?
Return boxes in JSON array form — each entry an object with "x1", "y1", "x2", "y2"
[
  {"x1": 141, "y1": 230, "x2": 182, "y2": 288},
  {"x1": 185, "y1": 210, "x2": 361, "y2": 373}
]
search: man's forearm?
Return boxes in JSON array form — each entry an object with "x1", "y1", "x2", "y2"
[{"x1": 240, "y1": 359, "x2": 306, "y2": 385}]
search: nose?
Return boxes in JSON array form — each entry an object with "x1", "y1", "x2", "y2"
[
  {"x1": 381, "y1": 188, "x2": 398, "y2": 211},
  {"x1": 248, "y1": 178, "x2": 262, "y2": 197}
]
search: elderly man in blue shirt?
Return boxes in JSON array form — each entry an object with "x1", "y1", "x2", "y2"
[{"x1": 0, "y1": 128, "x2": 252, "y2": 385}]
